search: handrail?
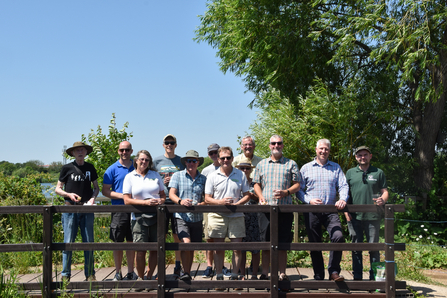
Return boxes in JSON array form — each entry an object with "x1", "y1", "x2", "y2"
[{"x1": 0, "y1": 204, "x2": 406, "y2": 298}]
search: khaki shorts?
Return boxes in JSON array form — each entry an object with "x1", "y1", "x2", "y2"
[
  {"x1": 207, "y1": 213, "x2": 246, "y2": 239},
  {"x1": 203, "y1": 212, "x2": 211, "y2": 240},
  {"x1": 132, "y1": 218, "x2": 157, "y2": 243}
]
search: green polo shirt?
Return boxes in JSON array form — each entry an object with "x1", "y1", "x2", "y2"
[{"x1": 346, "y1": 165, "x2": 387, "y2": 221}]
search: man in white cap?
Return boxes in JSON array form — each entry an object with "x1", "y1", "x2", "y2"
[
  {"x1": 55, "y1": 141, "x2": 99, "y2": 282},
  {"x1": 153, "y1": 134, "x2": 185, "y2": 275},
  {"x1": 169, "y1": 150, "x2": 206, "y2": 281}
]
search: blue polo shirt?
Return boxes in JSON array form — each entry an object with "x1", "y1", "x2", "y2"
[{"x1": 103, "y1": 160, "x2": 135, "y2": 205}]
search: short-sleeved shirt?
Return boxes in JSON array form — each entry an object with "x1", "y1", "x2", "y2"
[
  {"x1": 103, "y1": 160, "x2": 135, "y2": 205},
  {"x1": 297, "y1": 159, "x2": 349, "y2": 205},
  {"x1": 123, "y1": 170, "x2": 164, "y2": 221},
  {"x1": 168, "y1": 169, "x2": 206, "y2": 223},
  {"x1": 201, "y1": 163, "x2": 220, "y2": 177},
  {"x1": 253, "y1": 156, "x2": 301, "y2": 205},
  {"x1": 153, "y1": 154, "x2": 185, "y2": 203},
  {"x1": 59, "y1": 161, "x2": 98, "y2": 204},
  {"x1": 205, "y1": 167, "x2": 250, "y2": 217},
  {"x1": 346, "y1": 165, "x2": 387, "y2": 221}
]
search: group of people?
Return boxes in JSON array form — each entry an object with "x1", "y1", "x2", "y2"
[{"x1": 55, "y1": 134, "x2": 388, "y2": 288}]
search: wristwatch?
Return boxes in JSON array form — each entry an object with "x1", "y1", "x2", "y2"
[
  {"x1": 287, "y1": 189, "x2": 291, "y2": 196},
  {"x1": 178, "y1": 199, "x2": 182, "y2": 205}
]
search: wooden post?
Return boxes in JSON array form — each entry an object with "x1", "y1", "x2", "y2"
[
  {"x1": 42, "y1": 206, "x2": 53, "y2": 298},
  {"x1": 270, "y1": 206, "x2": 279, "y2": 298},
  {"x1": 385, "y1": 205, "x2": 396, "y2": 298},
  {"x1": 293, "y1": 212, "x2": 299, "y2": 243},
  {"x1": 157, "y1": 206, "x2": 166, "y2": 298}
]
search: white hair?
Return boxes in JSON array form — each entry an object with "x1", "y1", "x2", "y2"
[
  {"x1": 270, "y1": 134, "x2": 283, "y2": 142},
  {"x1": 316, "y1": 139, "x2": 331, "y2": 149}
]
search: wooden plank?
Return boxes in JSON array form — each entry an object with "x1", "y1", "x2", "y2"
[{"x1": 96, "y1": 267, "x2": 116, "y2": 281}]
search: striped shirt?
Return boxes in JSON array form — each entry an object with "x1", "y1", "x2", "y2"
[
  {"x1": 253, "y1": 156, "x2": 301, "y2": 205},
  {"x1": 169, "y1": 169, "x2": 206, "y2": 222},
  {"x1": 296, "y1": 159, "x2": 349, "y2": 205}
]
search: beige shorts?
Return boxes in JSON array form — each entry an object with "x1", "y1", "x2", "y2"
[
  {"x1": 207, "y1": 213, "x2": 245, "y2": 239},
  {"x1": 203, "y1": 212, "x2": 211, "y2": 240}
]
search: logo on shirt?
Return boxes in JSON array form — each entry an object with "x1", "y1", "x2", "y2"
[
  {"x1": 71, "y1": 171, "x2": 91, "y2": 182},
  {"x1": 367, "y1": 174, "x2": 377, "y2": 182}
]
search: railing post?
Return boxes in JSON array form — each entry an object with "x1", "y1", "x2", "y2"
[
  {"x1": 42, "y1": 206, "x2": 53, "y2": 298},
  {"x1": 270, "y1": 206, "x2": 279, "y2": 298},
  {"x1": 157, "y1": 205, "x2": 166, "y2": 298},
  {"x1": 385, "y1": 205, "x2": 396, "y2": 298}
]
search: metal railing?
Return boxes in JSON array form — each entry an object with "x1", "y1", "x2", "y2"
[{"x1": 0, "y1": 204, "x2": 406, "y2": 298}]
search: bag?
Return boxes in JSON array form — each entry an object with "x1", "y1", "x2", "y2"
[{"x1": 372, "y1": 262, "x2": 397, "y2": 281}]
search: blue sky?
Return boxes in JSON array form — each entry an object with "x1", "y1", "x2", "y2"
[{"x1": 0, "y1": 1, "x2": 259, "y2": 165}]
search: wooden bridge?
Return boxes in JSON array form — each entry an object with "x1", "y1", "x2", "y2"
[{"x1": 1, "y1": 204, "x2": 406, "y2": 298}]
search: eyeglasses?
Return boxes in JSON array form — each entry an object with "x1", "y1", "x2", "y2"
[
  {"x1": 219, "y1": 156, "x2": 232, "y2": 161},
  {"x1": 242, "y1": 143, "x2": 254, "y2": 147},
  {"x1": 186, "y1": 159, "x2": 198, "y2": 164},
  {"x1": 239, "y1": 167, "x2": 252, "y2": 171},
  {"x1": 164, "y1": 141, "x2": 176, "y2": 146},
  {"x1": 209, "y1": 151, "x2": 218, "y2": 155},
  {"x1": 119, "y1": 148, "x2": 132, "y2": 152},
  {"x1": 270, "y1": 142, "x2": 283, "y2": 146},
  {"x1": 139, "y1": 158, "x2": 150, "y2": 162},
  {"x1": 362, "y1": 171, "x2": 367, "y2": 184}
]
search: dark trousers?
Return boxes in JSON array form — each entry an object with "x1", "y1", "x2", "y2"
[{"x1": 304, "y1": 212, "x2": 344, "y2": 279}]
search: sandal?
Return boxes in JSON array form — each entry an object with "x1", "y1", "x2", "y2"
[
  {"x1": 230, "y1": 273, "x2": 245, "y2": 290},
  {"x1": 279, "y1": 273, "x2": 292, "y2": 292}
]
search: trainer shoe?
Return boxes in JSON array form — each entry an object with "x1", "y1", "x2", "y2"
[
  {"x1": 124, "y1": 271, "x2": 138, "y2": 280},
  {"x1": 215, "y1": 273, "x2": 225, "y2": 291},
  {"x1": 222, "y1": 266, "x2": 231, "y2": 277},
  {"x1": 113, "y1": 272, "x2": 122, "y2": 281},
  {"x1": 174, "y1": 266, "x2": 183, "y2": 276},
  {"x1": 202, "y1": 266, "x2": 213, "y2": 278}
]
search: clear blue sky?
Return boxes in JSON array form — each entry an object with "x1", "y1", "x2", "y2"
[{"x1": 0, "y1": 1, "x2": 259, "y2": 165}]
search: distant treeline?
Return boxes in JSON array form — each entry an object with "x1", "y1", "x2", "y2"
[{"x1": 0, "y1": 160, "x2": 62, "y2": 179}]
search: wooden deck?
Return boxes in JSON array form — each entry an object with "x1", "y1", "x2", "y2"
[{"x1": 15, "y1": 263, "x2": 411, "y2": 297}]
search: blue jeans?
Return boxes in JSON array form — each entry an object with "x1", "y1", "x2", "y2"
[
  {"x1": 347, "y1": 218, "x2": 380, "y2": 280},
  {"x1": 62, "y1": 212, "x2": 95, "y2": 278}
]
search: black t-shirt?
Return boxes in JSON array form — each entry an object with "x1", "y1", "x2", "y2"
[{"x1": 59, "y1": 161, "x2": 98, "y2": 204}]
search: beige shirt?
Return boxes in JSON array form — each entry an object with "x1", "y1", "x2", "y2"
[{"x1": 232, "y1": 154, "x2": 263, "y2": 178}]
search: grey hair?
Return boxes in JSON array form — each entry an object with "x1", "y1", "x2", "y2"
[
  {"x1": 270, "y1": 134, "x2": 284, "y2": 142},
  {"x1": 316, "y1": 139, "x2": 331, "y2": 149},
  {"x1": 241, "y1": 136, "x2": 256, "y2": 146}
]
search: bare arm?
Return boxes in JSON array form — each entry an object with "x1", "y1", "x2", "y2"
[
  {"x1": 55, "y1": 180, "x2": 80, "y2": 202},
  {"x1": 102, "y1": 184, "x2": 123, "y2": 200},
  {"x1": 254, "y1": 183, "x2": 265, "y2": 204},
  {"x1": 235, "y1": 192, "x2": 251, "y2": 205}
]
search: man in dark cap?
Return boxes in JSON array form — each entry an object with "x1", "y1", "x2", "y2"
[
  {"x1": 346, "y1": 146, "x2": 389, "y2": 280},
  {"x1": 55, "y1": 141, "x2": 99, "y2": 282}
]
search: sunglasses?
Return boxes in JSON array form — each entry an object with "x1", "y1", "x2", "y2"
[
  {"x1": 270, "y1": 142, "x2": 283, "y2": 146},
  {"x1": 119, "y1": 148, "x2": 132, "y2": 152},
  {"x1": 239, "y1": 167, "x2": 252, "y2": 171},
  {"x1": 209, "y1": 151, "x2": 218, "y2": 155},
  {"x1": 186, "y1": 159, "x2": 198, "y2": 164},
  {"x1": 139, "y1": 158, "x2": 150, "y2": 162},
  {"x1": 219, "y1": 156, "x2": 232, "y2": 161},
  {"x1": 362, "y1": 171, "x2": 367, "y2": 184},
  {"x1": 164, "y1": 141, "x2": 176, "y2": 146}
]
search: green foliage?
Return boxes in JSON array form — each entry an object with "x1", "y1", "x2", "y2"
[
  {"x1": 0, "y1": 267, "x2": 26, "y2": 298},
  {"x1": 78, "y1": 113, "x2": 133, "y2": 189},
  {"x1": 198, "y1": 157, "x2": 213, "y2": 173}
]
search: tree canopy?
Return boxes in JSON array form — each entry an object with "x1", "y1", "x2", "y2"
[{"x1": 196, "y1": 0, "x2": 447, "y2": 196}]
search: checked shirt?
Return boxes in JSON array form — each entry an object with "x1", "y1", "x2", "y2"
[
  {"x1": 297, "y1": 159, "x2": 349, "y2": 205},
  {"x1": 253, "y1": 156, "x2": 301, "y2": 205},
  {"x1": 169, "y1": 169, "x2": 206, "y2": 223}
]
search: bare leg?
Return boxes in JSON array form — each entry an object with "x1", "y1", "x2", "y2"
[
  {"x1": 231, "y1": 238, "x2": 243, "y2": 276},
  {"x1": 261, "y1": 250, "x2": 270, "y2": 276},
  {"x1": 206, "y1": 238, "x2": 214, "y2": 267},
  {"x1": 180, "y1": 237, "x2": 194, "y2": 274},
  {"x1": 279, "y1": 250, "x2": 287, "y2": 275},
  {"x1": 212, "y1": 238, "x2": 225, "y2": 274},
  {"x1": 113, "y1": 250, "x2": 123, "y2": 274},
  {"x1": 146, "y1": 250, "x2": 157, "y2": 279},
  {"x1": 173, "y1": 233, "x2": 182, "y2": 266},
  {"x1": 240, "y1": 251, "x2": 247, "y2": 275},
  {"x1": 136, "y1": 251, "x2": 146, "y2": 278},
  {"x1": 126, "y1": 245, "x2": 135, "y2": 273}
]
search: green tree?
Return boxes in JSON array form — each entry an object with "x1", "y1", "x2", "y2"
[
  {"x1": 196, "y1": 0, "x2": 447, "y2": 196},
  {"x1": 75, "y1": 113, "x2": 133, "y2": 189}
]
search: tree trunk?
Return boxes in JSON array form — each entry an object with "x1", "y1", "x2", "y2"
[{"x1": 412, "y1": 29, "x2": 447, "y2": 194}]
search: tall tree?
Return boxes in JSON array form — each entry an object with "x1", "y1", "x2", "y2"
[{"x1": 196, "y1": 0, "x2": 447, "y2": 194}]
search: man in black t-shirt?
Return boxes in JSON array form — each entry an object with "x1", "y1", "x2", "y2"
[{"x1": 56, "y1": 141, "x2": 99, "y2": 282}]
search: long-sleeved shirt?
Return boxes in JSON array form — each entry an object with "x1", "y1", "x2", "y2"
[{"x1": 297, "y1": 159, "x2": 349, "y2": 205}]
